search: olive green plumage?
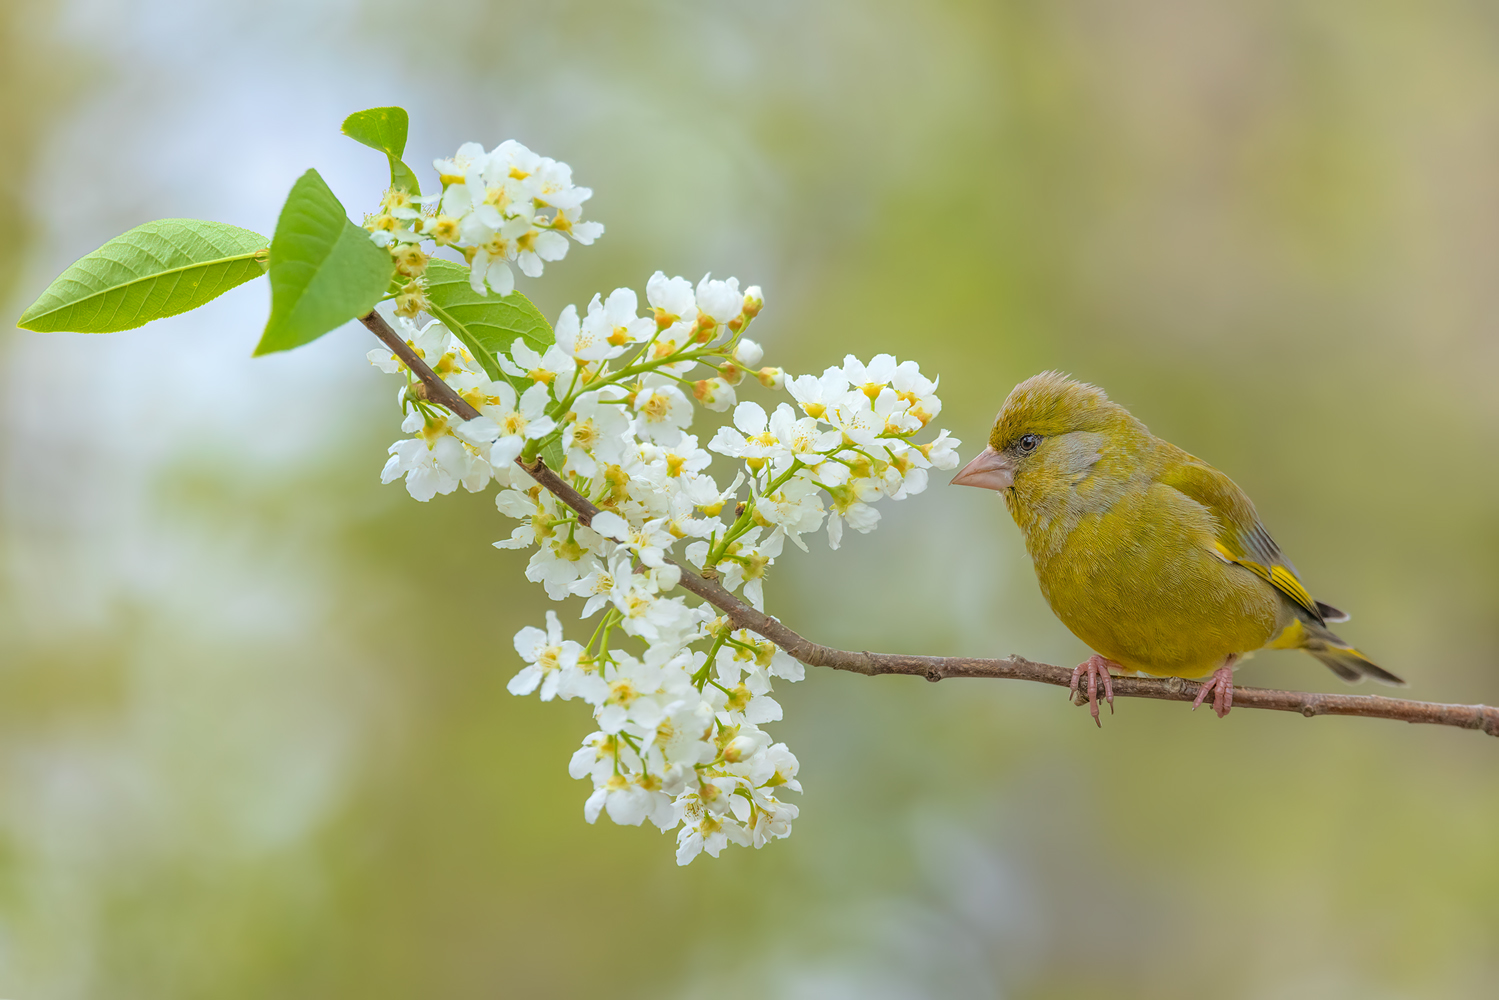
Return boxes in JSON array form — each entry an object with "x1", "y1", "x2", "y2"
[{"x1": 989, "y1": 372, "x2": 1402, "y2": 685}]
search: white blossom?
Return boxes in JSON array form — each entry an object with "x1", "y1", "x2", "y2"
[
  {"x1": 695, "y1": 273, "x2": 743, "y2": 324},
  {"x1": 359, "y1": 199, "x2": 965, "y2": 866},
  {"x1": 510, "y1": 611, "x2": 585, "y2": 701},
  {"x1": 381, "y1": 430, "x2": 490, "y2": 501},
  {"x1": 923, "y1": 428, "x2": 962, "y2": 470},
  {"x1": 563, "y1": 390, "x2": 633, "y2": 477},
  {"x1": 632, "y1": 378, "x2": 694, "y2": 444},
  {"x1": 554, "y1": 302, "x2": 627, "y2": 364},
  {"x1": 455, "y1": 382, "x2": 558, "y2": 466},
  {"x1": 786, "y1": 367, "x2": 850, "y2": 420},
  {"x1": 825, "y1": 478, "x2": 883, "y2": 549},
  {"x1": 756, "y1": 476, "x2": 826, "y2": 548},
  {"x1": 499, "y1": 337, "x2": 576, "y2": 388},
  {"x1": 646, "y1": 271, "x2": 698, "y2": 325},
  {"x1": 569, "y1": 549, "x2": 631, "y2": 618},
  {"x1": 424, "y1": 138, "x2": 603, "y2": 295}
]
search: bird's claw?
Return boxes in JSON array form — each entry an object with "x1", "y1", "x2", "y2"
[
  {"x1": 1191, "y1": 664, "x2": 1236, "y2": 718},
  {"x1": 1069, "y1": 655, "x2": 1118, "y2": 728}
]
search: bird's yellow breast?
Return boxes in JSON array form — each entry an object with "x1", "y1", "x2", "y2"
[{"x1": 1020, "y1": 480, "x2": 1282, "y2": 678}]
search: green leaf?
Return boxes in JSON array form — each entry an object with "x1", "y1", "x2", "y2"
[
  {"x1": 256, "y1": 169, "x2": 394, "y2": 356},
  {"x1": 17, "y1": 219, "x2": 269, "y2": 333},
  {"x1": 423, "y1": 258, "x2": 555, "y2": 389},
  {"x1": 539, "y1": 435, "x2": 566, "y2": 474},
  {"x1": 341, "y1": 106, "x2": 422, "y2": 196}
]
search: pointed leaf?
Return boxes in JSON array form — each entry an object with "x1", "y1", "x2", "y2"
[
  {"x1": 256, "y1": 169, "x2": 394, "y2": 355},
  {"x1": 341, "y1": 106, "x2": 421, "y2": 196},
  {"x1": 539, "y1": 435, "x2": 566, "y2": 475},
  {"x1": 17, "y1": 219, "x2": 268, "y2": 333},
  {"x1": 423, "y1": 258, "x2": 554, "y2": 389}
]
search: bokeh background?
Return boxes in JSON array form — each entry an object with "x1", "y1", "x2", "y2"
[{"x1": 4, "y1": 1, "x2": 1499, "y2": 997}]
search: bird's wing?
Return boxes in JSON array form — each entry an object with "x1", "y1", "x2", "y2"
[{"x1": 1157, "y1": 451, "x2": 1325, "y2": 624}]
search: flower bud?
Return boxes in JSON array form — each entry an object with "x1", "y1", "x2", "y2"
[
  {"x1": 723, "y1": 730, "x2": 767, "y2": 763},
  {"x1": 756, "y1": 366, "x2": 785, "y2": 390},
  {"x1": 732, "y1": 339, "x2": 764, "y2": 367},
  {"x1": 695, "y1": 313, "x2": 718, "y2": 343},
  {"x1": 653, "y1": 563, "x2": 682, "y2": 591},
  {"x1": 692, "y1": 377, "x2": 736, "y2": 412},
  {"x1": 717, "y1": 361, "x2": 746, "y2": 386},
  {"x1": 742, "y1": 285, "x2": 763, "y2": 317},
  {"x1": 722, "y1": 735, "x2": 755, "y2": 763}
]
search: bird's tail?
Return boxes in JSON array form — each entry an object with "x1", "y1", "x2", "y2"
[{"x1": 1302, "y1": 623, "x2": 1405, "y2": 686}]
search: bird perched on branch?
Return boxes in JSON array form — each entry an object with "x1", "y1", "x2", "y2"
[{"x1": 951, "y1": 372, "x2": 1402, "y2": 724}]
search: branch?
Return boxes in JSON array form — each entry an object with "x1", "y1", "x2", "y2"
[{"x1": 361, "y1": 311, "x2": 1499, "y2": 739}]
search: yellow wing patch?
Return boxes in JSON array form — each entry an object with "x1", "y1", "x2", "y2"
[
  {"x1": 1213, "y1": 541, "x2": 1321, "y2": 619},
  {"x1": 1269, "y1": 565, "x2": 1319, "y2": 618}
]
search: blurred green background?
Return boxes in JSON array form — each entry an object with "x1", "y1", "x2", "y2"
[{"x1": 3, "y1": 1, "x2": 1498, "y2": 997}]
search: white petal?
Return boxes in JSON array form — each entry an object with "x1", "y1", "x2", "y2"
[
  {"x1": 507, "y1": 665, "x2": 543, "y2": 696},
  {"x1": 475, "y1": 203, "x2": 505, "y2": 230},
  {"x1": 379, "y1": 452, "x2": 403, "y2": 484},
  {"x1": 534, "y1": 230, "x2": 569, "y2": 262},
  {"x1": 519, "y1": 382, "x2": 553, "y2": 418},
  {"x1": 487, "y1": 259, "x2": 515, "y2": 296},
  {"x1": 732, "y1": 402, "x2": 768, "y2": 435},
  {"x1": 606, "y1": 788, "x2": 649, "y2": 827},
  {"x1": 455, "y1": 416, "x2": 502, "y2": 445},
  {"x1": 488, "y1": 437, "x2": 525, "y2": 467},
  {"x1": 440, "y1": 183, "x2": 473, "y2": 217},
  {"x1": 568, "y1": 744, "x2": 599, "y2": 780},
  {"x1": 570, "y1": 221, "x2": 604, "y2": 245},
  {"x1": 513, "y1": 627, "x2": 547, "y2": 659},
  {"x1": 604, "y1": 286, "x2": 638, "y2": 322},
  {"x1": 584, "y1": 786, "x2": 608, "y2": 824},
  {"x1": 590, "y1": 511, "x2": 628, "y2": 540},
  {"x1": 525, "y1": 416, "x2": 558, "y2": 440},
  {"x1": 468, "y1": 254, "x2": 490, "y2": 295},
  {"x1": 517, "y1": 250, "x2": 544, "y2": 278}
]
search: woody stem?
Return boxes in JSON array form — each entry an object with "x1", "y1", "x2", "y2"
[{"x1": 361, "y1": 310, "x2": 1499, "y2": 740}]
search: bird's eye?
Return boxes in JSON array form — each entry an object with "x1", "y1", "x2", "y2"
[{"x1": 1018, "y1": 434, "x2": 1041, "y2": 454}]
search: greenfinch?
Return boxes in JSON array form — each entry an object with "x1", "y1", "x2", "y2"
[{"x1": 951, "y1": 372, "x2": 1402, "y2": 724}]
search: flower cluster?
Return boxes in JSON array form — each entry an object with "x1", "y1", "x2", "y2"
[
  {"x1": 362, "y1": 139, "x2": 603, "y2": 316},
  {"x1": 363, "y1": 137, "x2": 960, "y2": 863}
]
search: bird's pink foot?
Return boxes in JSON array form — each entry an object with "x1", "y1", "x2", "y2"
[
  {"x1": 1069, "y1": 654, "x2": 1119, "y2": 728},
  {"x1": 1191, "y1": 664, "x2": 1236, "y2": 718}
]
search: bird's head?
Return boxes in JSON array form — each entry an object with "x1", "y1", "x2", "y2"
[{"x1": 951, "y1": 372, "x2": 1144, "y2": 502}]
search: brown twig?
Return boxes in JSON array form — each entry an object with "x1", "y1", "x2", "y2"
[{"x1": 361, "y1": 310, "x2": 1499, "y2": 739}]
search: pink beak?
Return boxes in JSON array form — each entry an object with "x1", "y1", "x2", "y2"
[{"x1": 950, "y1": 445, "x2": 1016, "y2": 491}]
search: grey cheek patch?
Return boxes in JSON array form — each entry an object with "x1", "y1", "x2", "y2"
[{"x1": 1056, "y1": 431, "x2": 1107, "y2": 476}]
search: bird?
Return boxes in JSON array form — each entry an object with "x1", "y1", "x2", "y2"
[{"x1": 950, "y1": 371, "x2": 1402, "y2": 725}]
